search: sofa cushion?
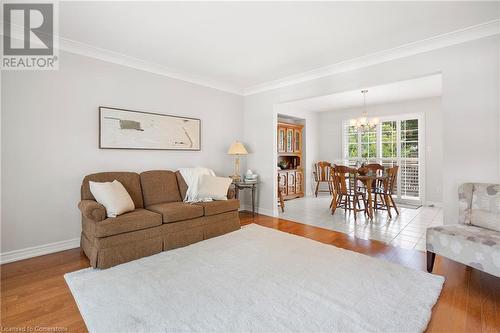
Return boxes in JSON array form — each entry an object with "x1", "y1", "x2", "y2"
[
  {"x1": 82, "y1": 172, "x2": 144, "y2": 208},
  {"x1": 140, "y1": 170, "x2": 182, "y2": 206},
  {"x1": 426, "y1": 224, "x2": 500, "y2": 277},
  {"x1": 470, "y1": 183, "x2": 500, "y2": 232},
  {"x1": 147, "y1": 202, "x2": 204, "y2": 223},
  {"x1": 88, "y1": 208, "x2": 162, "y2": 238},
  {"x1": 194, "y1": 199, "x2": 240, "y2": 216}
]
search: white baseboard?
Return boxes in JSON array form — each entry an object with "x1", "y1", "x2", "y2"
[
  {"x1": 240, "y1": 205, "x2": 277, "y2": 217},
  {"x1": 425, "y1": 201, "x2": 443, "y2": 208},
  {"x1": 0, "y1": 238, "x2": 80, "y2": 265}
]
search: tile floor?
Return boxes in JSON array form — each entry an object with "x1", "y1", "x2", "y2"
[{"x1": 278, "y1": 194, "x2": 443, "y2": 251}]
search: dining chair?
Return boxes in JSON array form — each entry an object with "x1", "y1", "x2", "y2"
[
  {"x1": 363, "y1": 163, "x2": 384, "y2": 174},
  {"x1": 313, "y1": 161, "x2": 333, "y2": 197},
  {"x1": 373, "y1": 165, "x2": 399, "y2": 218},
  {"x1": 362, "y1": 163, "x2": 385, "y2": 207},
  {"x1": 277, "y1": 173, "x2": 285, "y2": 212},
  {"x1": 330, "y1": 165, "x2": 366, "y2": 220}
]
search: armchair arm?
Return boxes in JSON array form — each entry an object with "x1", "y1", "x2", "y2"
[
  {"x1": 78, "y1": 200, "x2": 106, "y2": 222},
  {"x1": 458, "y1": 183, "x2": 473, "y2": 225}
]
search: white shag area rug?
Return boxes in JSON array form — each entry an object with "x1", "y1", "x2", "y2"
[{"x1": 65, "y1": 224, "x2": 444, "y2": 333}]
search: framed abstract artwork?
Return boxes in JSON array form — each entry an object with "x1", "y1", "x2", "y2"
[{"x1": 99, "y1": 106, "x2": 201, "y2": 150}]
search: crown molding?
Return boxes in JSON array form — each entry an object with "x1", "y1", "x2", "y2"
[
  {"x1": 4, "y1": 19, "x2": 498, "y2": 96},
  {"x1": 3, "y1": 23, "x2": 244, "y2": 95},
  {"x1": 243, "y1": 19, "x2": 500, "y2": 96},
  {"x1": 58, "y1": 37, "x2": 245, "y2": 95}
]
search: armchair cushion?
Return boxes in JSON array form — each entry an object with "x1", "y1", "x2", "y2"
[
  {"x1": 469, "y1": 183, "x2": 500, "y2": 232},
  {"x1": 426, "y1": 224, "x2": 500, "y2": 277},
  {"x1": 78, "y1": 200, "x2": 106, "y2": 222}
]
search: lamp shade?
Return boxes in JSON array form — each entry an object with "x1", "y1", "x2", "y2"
[{"x1": 227, "y1": 141, "x2": 248, "y2": 155}]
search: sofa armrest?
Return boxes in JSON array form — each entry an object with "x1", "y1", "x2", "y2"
[
  {"x1": 227, "y1": 187, "x2": 236, "y2": 200},
  {"x1": 78, "y1": 200, "x2": 106, "y2": 222}
]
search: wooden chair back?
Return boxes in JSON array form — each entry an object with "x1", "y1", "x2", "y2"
[
  {"x1": 383, "y1": 166, "x2": 399, "y2": 194},
  {"x1": 364, "y1": 163, "x2": 384, "y2": 174},
  {"x1": 314, "y1": 161, "x2": 331, "y2": 182},
  {"x1": 363, "y1": 163, "x2": 384, "y2": 187},
  {"x1": 331, "y1": 165, "x2": 357, "y2": 195}
]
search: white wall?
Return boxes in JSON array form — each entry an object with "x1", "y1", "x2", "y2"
[
  {"x1": 243, "y1": 35, "x2": 499, "y2": 224},
  {"x1": 1, "y1": 51, "x2": 243, "y2": 255},
  {"x1": 316, "y1": 97, "x2": 443, "y2": 204}
]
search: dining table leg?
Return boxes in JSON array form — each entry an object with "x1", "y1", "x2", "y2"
[{"x1": 330, "y1": 191, "x2": 338, "y2": 214}]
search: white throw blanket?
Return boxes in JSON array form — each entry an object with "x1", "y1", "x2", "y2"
[{"x1": 179, "y1": 167, "x2": 216, "y2": 202}]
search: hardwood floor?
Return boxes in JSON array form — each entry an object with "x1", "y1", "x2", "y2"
[{"x1": 1, "y1": 212, "x2": 499, "y2": 332}]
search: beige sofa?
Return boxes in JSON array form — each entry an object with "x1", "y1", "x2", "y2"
[{"x1": 78, "y1": 170, "x2": 240, "y2": 269}]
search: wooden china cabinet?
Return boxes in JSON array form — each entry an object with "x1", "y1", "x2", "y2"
[{"x1": 277, "y1": 122, "x2": 304, "y2": 200}]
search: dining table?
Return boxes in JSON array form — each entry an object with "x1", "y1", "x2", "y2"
[{"x1": 327, "y1": 165, "x2": 389, "y2": 220}]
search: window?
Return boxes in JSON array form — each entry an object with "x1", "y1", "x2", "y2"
[
  {"x1": 381, "y1": 121, "x2": 397, "y2": 158},
  {"x1": 343, "y1": 114, "x2": 422, "y2": 202},
  {"x1": 347, "y1": 125, "x2": 358, "y2": 159},
  {"x1": 361, "y1": 125, "x2": 377, "y2": 158},
  {"x1": 401, "y1": 119, "x2": 418, "y2": 158}
]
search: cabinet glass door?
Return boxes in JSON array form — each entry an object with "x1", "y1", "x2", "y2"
[
  {"x1": 294, "y1": 129, "x2": 301, "y2": 153},
  {"x1": 278, "y1": 127, "x2": 286, "y2": 152},
  {"x1": 295, "y1": 171, "x2": 303, "y2": 194},
  {"x1": 287, "y1": 171, "x2": 296, "y2": 194}
]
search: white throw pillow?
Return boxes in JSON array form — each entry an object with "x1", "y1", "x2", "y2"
[
  {"x1": 179, "y1": 167, "x2": 216, "y2": 202},
  {"x1": 197, "y1": 175, "x2": 233, "y2": 201},
  {"x1": 89, "y1": 180, "x2": 135, "y2": 218}
]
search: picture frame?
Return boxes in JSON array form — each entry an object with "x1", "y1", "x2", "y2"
[{"x1": 99, "y1": 106, "x2": 201, "y2": 150}]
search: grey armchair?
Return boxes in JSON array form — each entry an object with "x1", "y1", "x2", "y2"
[{"x1": 426, "y1": 183, "x2": 500, "y2": 277}]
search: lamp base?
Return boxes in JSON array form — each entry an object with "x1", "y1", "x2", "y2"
[{"x1": 230, "y1": 174, "x2": 242, "y2": 182}]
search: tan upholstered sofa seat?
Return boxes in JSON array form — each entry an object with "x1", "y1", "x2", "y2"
[
  {"x1": 147, "y1": 202, "x2": 204, "y2": 223},
  {"x1": 195, "y1": 199, "x2": 240, "y2": 216},
  {"x1": 82, "y1": 208, "x2": 162, "y2": 238}
]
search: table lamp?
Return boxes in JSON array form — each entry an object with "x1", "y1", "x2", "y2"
[{"x1": 227, "y1": 141, "x2": 248, "y2": 181}]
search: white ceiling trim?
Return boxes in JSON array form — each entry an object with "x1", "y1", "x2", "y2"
[
  {"x1": 3, "y1": 19, "x2": 498, "y2": 96},
  {"x1": 58, "y1": 37, "x2": 244, "y2": 95},
  {"x1": 243, "y1": 19, "x2": 500, "y2": 96},
  {"x1": 4, "y1": 23, "x2": 244, "y2": 95}
]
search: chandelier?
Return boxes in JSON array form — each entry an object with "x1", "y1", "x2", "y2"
[{"x1": 350, "y1": 90, "x2": 379, "y2": 130}]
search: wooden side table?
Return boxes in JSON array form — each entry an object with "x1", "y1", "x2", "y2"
[{"x1": 233, "y1": 181, "x2": 259, "y2": 216}]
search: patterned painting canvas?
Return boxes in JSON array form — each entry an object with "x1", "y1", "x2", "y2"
[{"x1": 99, "y1": 107, "x2": 201, "y2": 150}]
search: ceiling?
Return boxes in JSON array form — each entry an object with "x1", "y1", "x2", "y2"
[
  {"x1": 55, "y1": 2, "x2": 499, "y2": 93},
  {"x1": 280, "y1": 74, "x2": 442, "y2": 112}
]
